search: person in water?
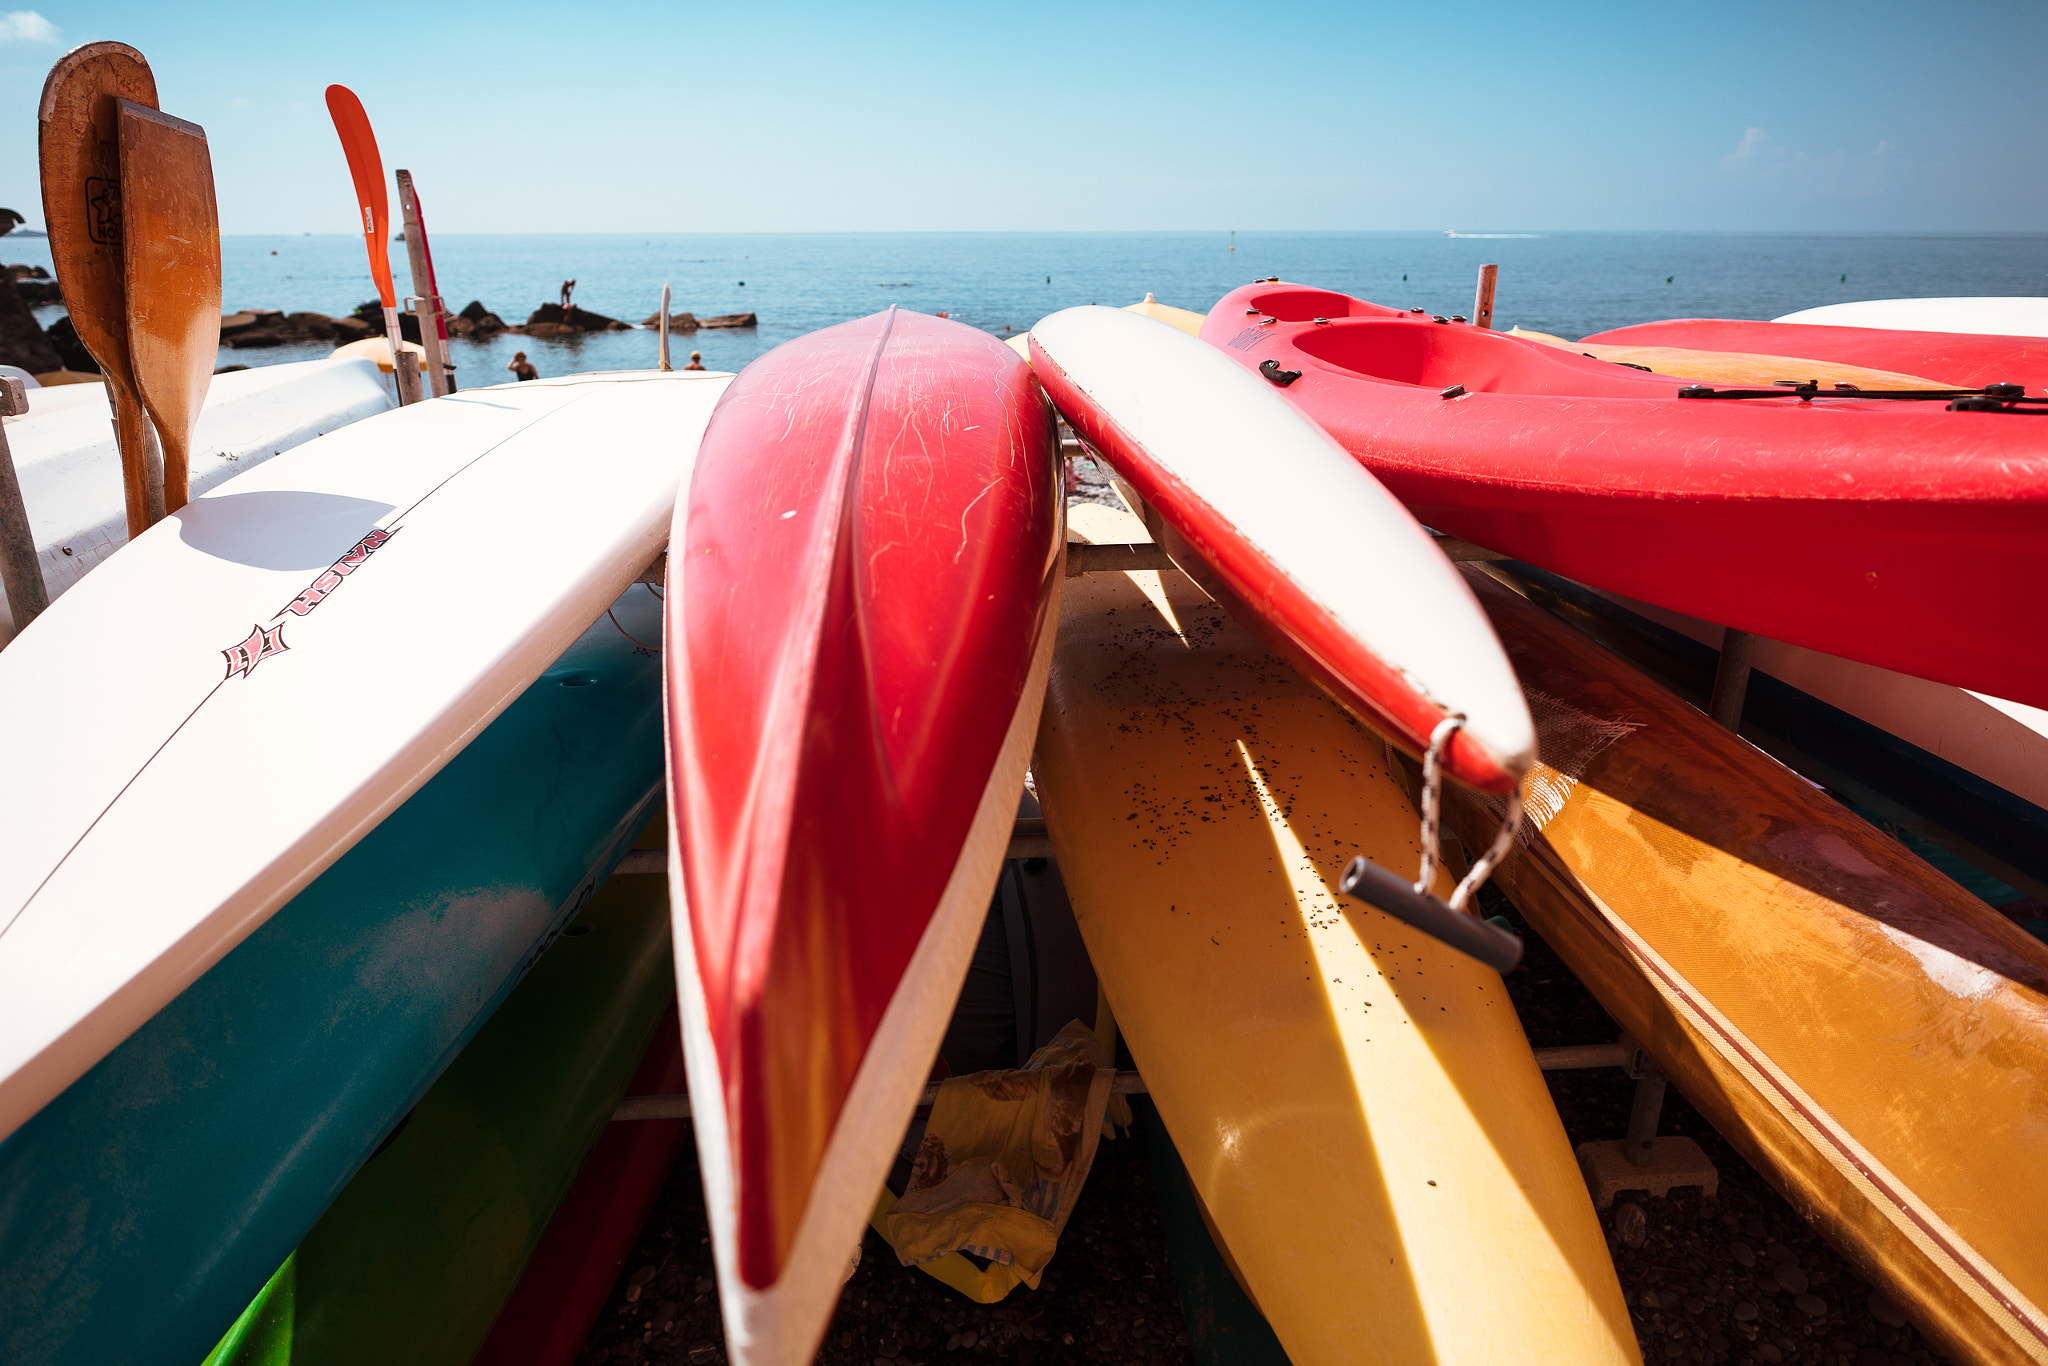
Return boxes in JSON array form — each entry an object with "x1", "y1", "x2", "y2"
[
  {"x1": 683, "y1": 350, "x2": 706, "y2": 371},
  {"x1": 508, "y1": 351, "x2": 539, "y2": 381}
]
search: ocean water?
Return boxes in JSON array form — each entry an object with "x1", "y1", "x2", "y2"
[{"x1": 10, "y1": 230, "x2": 2047, "y2": 381}]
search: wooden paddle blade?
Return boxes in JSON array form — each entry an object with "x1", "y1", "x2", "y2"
[
  {"x1": 117, "y1": 99, "x2": 220, "y2": 516},
  {"x1": 38, "y1": 41, "x2": 159, "y2": 536},
  {"x1": 324, "y1": 84, "x2": 396, "y2": 308}
]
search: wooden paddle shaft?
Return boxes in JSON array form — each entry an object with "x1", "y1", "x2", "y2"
[
  {"x1": 116, "y1": 98, "x2": 220, "y2": 516},
  {"x1": 659, "y1": 283, "x2": 672, "y2": 370},
  {"x1": 1472, "y1": 263, "x2": 1498, "y2": 331},
  {"x1": 0, "y1": 378, "x2": 51, "y2": 633},
  {"x1": 395, "y1": 170, "x2": 452, "y2": 399},
  {"x1": 37, "y1": 42, "x2": 159, "y2": 536},
  {"x1": 385, "y1": 308, "x2": 425, "y2": 405}
]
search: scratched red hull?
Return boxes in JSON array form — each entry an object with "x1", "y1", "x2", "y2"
[
  {"x1": 1202, "y1": 282, "x2": 2048, "y2": 709},
  {"x1": 665, "y1": 310, "x2": 1060, "y2": 1365}
]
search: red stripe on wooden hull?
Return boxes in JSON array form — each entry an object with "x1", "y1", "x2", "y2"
[
  {"x1": 667, "y1": 310, "x2": 1059, "y2": 1293},
  {"x1": 1202, "y1": 283, "x2": 2048, "y2": 709}
]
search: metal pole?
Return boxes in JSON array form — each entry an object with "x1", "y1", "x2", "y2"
[
  {"x1": 1708, "y1": 628, "x2": 1759, "y2": 730},
  {"x1": 658, "y1": 283, "x2": 672, "y2": 371},
  {"x1": 1625, "y1": 1073, "x2": 1668, "y2": 1167},
  {"x1": 1472, "y1": 263, "x2": 1499, "y2": 330},
  {"x1": 0, "y1": 377, "x2": 51, "y2": 636},
  {"x1": 395, "y1": 170, "x2": 451, "y2": 398}
]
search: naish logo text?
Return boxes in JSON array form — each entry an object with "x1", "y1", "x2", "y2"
[
  {"x1": 284, "y1": 527, "x2": 396, "y2": 617},
  {"x1": 215, "y1": 527, "x2": 397, "y2": 682}
]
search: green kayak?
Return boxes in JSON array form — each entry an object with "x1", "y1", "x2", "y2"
[{"x1": 205, "y1": 858, "x2": 676, "y2": 1365}]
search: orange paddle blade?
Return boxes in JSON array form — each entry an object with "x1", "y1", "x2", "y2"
[{"x1": 324, "y1": 84, "x2": 395, "y2": 308}]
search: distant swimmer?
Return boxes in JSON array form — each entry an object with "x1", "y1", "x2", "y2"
[
  {"x1": 683, "y1": 351, "x2": 706, "y2": 371},
  {"x1": 508, "y1": 351, "x2": 539, "y2": 381}
]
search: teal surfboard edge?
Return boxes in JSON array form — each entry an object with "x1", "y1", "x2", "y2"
[
  {"x1": 203, "y1": 863, "x2": 676, "y2": 1366},
  {"x1": 0, "y1": 585, "x2": 668, "y2": 1366}
]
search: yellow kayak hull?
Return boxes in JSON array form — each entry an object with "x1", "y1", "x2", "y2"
[{"x1": 1033, "y1": 506, "x2": 1638, "y2": 1365}]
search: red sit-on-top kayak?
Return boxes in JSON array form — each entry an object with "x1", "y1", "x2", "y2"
[
  {"x1": 666, "y1": 309, "x2": 1062, "y2": 1366},
  {"x1": 1201, "y1": 282, "x2": 2048, "y2": 709},
  {"x1": 1581, "y1": 317, "x2": 2048, "y2": 395}
]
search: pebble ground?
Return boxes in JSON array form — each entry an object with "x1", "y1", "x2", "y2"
[{"x1": 576, "y1": 882, "x2": 1962, "y2": 1366}]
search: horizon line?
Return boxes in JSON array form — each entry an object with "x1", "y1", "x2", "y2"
[{"x1": 9, "y1": 227, "x2": 2048, "y2": 240}]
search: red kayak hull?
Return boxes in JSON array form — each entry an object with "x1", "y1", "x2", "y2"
[
  {"x1": 1201, "y1": 282, "x2": 2048, "y2": 708},
  {"x1": 470, "y1": 1006, "x2": 689, "y2": 1366},
  {"x1": 1582, "y1": 317, "x2": 2048, "y2": 394},
  {"x1": 666, "y1": 309, "x2": 1060, "y2": 1338}
]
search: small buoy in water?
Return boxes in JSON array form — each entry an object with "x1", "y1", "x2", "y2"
[
  {"x1": 1666, "y1": 276, "x2": 1674, "y2": 283},
  {"x1": 738, "y1": 281, "x2": 744, "y2": 286},
  {"x1": 1402, "y1": 274, "x2": 1407, "y2": 281},
  {"x1": 1046, "y1": 276, "x2": 1051, "y2": 284},
  {"x1": 1840, "y1": 274, "x2": 1847, "y2": 283}
]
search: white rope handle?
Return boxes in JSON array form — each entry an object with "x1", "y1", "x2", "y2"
[
  {"x1": 1414, "y1": 716, "x2": 1462, "y2": 894},
  {"x1": 1448, "y1": 787, "x2": 1522, "y2": 913},
  {"x1": 1414, "y1": 713, "x2": 1523, "y2": 913}
]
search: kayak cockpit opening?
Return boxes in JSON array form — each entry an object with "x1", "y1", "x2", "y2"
[
  {"x1": 1242, "y1": 288, "x2": 1394, "y2": 323},
  {"x1": 1290, "y1": 318, "x2": 1691, "y2": 397}
]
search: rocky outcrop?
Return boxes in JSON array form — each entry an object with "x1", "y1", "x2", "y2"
[
  {"x1": 5, "y1": 265, "x2": 58, "y2": 306},
  {"x1": 42, "y1": 314, "x2": 98, "y2": 373},
  {"x1": 220, "y1": 309, "x2": 365, "y2": 349},
  {"x1": 0, "y1": 275, "x2": 62, "y2": 373},
  {"x1": 449, "y1": 300, "x2": 507, "y2": 338},
  {"x1": 638, "y1": 310, "x2": 757, "y2": 330},
  {"x1": 524, "y1": 303, "x2": 630, "y2": 333}
]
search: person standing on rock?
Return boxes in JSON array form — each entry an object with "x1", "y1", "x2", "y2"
[
  {"x1": 559, "y1": 280, "x2": 575, "y2": 315},
  {"x1": 683, "y1": 351, "x2": 706, "y2": 371},
  {"x1": 508, "y1": 351, "x2": 539, "y2": 381}
]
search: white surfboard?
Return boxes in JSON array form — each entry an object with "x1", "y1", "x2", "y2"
[
  {"x1": 1027, "y1": 305, "x2": 1534, "y2": 794},
  {"x1": 1774, "y1": 297, "x2": 2048, "y2": 338},
  {"x1": 0, "y1": 370, "x2": 730, "y2": 1143},
  {"x1": 0, "y1": 356, "x2": 397, "y2": 643}
]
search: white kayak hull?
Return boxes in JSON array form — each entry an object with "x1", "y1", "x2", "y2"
[
  {"x1": 0, "y1": 357, "x2": 397, "y2": 643},
  {"x1": 0, "y1": 371, "x2": 730, "y2": 1143},
  {"x1": 1774, "y1": 297, "x2": 2048, "y2": 338}
]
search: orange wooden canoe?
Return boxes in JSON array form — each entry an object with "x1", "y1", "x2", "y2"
[{"x1": 1439, "y1": 567, "x2": 2048, "y2": 1366}]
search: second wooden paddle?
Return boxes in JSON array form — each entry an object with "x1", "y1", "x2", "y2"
[
  {"x1": 36, "y1": 41, "x2": 162, "y2": 536},
  {"x1": 396, "y1": 169, "x2": 455, "y2": 397},
  {"x1": 116, "y1": 99, "x2": 221, "y2": 516}
]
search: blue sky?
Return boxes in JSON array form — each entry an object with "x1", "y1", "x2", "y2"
[{"x1": 3, "y1": 0, "x2": 2044, "y2": 235}]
